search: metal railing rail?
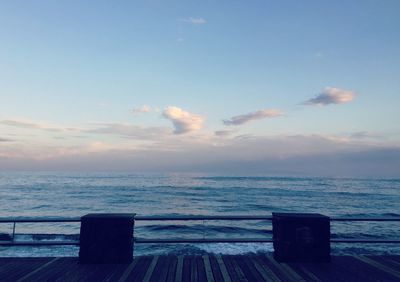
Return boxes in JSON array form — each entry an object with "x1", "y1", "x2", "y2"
[
  {"x1": 0, "y1": 217, "x2": 80, "y2": 223},
  {"x1": 2, "y1": 215, "x2": 400, "y2": 222},
  {"x1": 1, "y1": 215, "x2": 400, "y2": 246}
]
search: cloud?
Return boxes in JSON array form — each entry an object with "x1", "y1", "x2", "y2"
[
  {"x1": 1, "y1": 120, "x2": 44, "y2": 130},
  {"x1": 88, "y1": 123, "x2": 170, "y2": 139},
  {"x1": 2, "y1": 134, "x2": 399, "y2": 177},
  {"x1": 223, "y1": 109, "x2": 283, "y2": 126},
  {"x1": 349, "y1": 131, "x2": 380, "y2": 140},
  {"x1": 0, "y1": 119, "x2": 80, "y2": 132},
  {"x1": 132, "y1": 105, "x2": 152, "y2": 115},
  {"x1": 304, "y1": 87, "x2": 355, "y2": 106},
  {"x1": 162, "y1": 106, "x2": 205, "y2": 134},
  {"x1": 215, "y1": 130, "x2": 237, "y2": 137},
  {"x1": 181, "y1": 17, "x2": 207, "y2": 25}
]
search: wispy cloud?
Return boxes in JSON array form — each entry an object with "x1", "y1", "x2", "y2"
[
  {"x1": 88, "y1": 123, "x2": 170, "y2": 139},
  {"x1": 0, "y1": 137, "x2": 13, "y2": 142},
  {"x1": 181, "y1": 17, "x2": 207, "y2": 25},
  {"x1": 348, "y1": 131, "x2": 381, "y2": 140},
  {"x1": 162, "y1": 106, "x2": 205, "y2": 134},
  {"x1": 0, "y1": 119, "x2": 80, "y2": 132},
  {"x1": 215, "y1": 130, "x2": 237, "y2": 137},
  {"x1": 223, "y1": 109, "x2": 283, "y2": 126},
  {"x1": 304, "y1": 87, "x2": 355, "y2": 106},
  {"x1": 132, "y1": 105, "x2": 152, "y2": 115}
]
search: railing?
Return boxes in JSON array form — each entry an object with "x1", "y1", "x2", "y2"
[{"x1": 1, "y1": 215, "x2": 400, "y2": 246}]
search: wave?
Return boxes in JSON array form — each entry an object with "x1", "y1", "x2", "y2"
[
  {"x1": 339, "y1": 212, "x2": 400, "y2": 217},
  {"x1": 138, "y1": 224, "x2": 271, "y2": 236},
  {"x1": 331, "y1": 233, "x2": 384, "y2": 239},
  {"x1": 4, "y1": 234, "x2": 80, "y2": 242},
  {"x1": 195, "y1": 176, "x2": 313, "y2": 182}
]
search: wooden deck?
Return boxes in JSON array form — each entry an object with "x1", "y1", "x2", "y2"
[{"x1": 0, "y1": 255, "x2": 399, "y2": 281}]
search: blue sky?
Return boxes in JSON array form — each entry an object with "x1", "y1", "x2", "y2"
[{"x1": 1, "y1": 1, "x2": 399, "y2": 176}]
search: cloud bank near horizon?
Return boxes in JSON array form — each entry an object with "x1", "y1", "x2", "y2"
[{"x1": 0, "y1": 134, "x2": 398, "y2": 177}]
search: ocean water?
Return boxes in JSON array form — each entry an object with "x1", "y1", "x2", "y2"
[{"x1": 0, "y1": 172, "x2": 399, "y2": 257}]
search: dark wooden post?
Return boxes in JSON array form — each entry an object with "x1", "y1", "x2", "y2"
[
  {"x1": 79, "y1": 213, "x2": 135, "y2": 264},
  {"x1": 272, "y1": 213, "x2": 330, "y2": 262}
]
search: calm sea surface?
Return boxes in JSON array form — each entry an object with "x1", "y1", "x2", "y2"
[{"x1": 0, "y1": 172, "x2": 399, "y2": 257}]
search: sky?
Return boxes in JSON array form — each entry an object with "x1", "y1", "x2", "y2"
[{"x1": 1, "y1": 0, "x2": 399, "y2": 176}]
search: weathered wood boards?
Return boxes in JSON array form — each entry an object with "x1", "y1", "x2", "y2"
[{"x1": 0, "y1": 255, "x2": 399, "y2": 281}]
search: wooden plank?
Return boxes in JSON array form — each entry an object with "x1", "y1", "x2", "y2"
[
  {"x1": 41, "y1": 258, "x2": 80, "y2": 281},
  {"x1": 54, "y1": 259, "x2": 90, "y2": 282},
  {"x1": 226, "y1": 256, "x2": 247, "y2": 281},
  {"x1": 209, "y1": 255, "x2": 224, "y2": 282},
  {"x1": 19, "y1": 257, "x2": 75, "y2": 281},
  {"x1": 300, "y1": 257, "x2": 362, "y2": 282},
  {"x1": 133, "y1": 256, "x2": 154, "y2": 282},
  {"x1": 62, "y1": 263, "x2": 101, "y2": 282},
  {"x1": 196, "y1": 256, "x2": 206, "y2": 282},
  {"x1": 289, "y1": 263, "x2": 323, "y2": 282},
  {"x1": 0, "y1": 259, "x2": 20, "y2": 277},
  {"x1": 203, "y1": 255, "x2": 215, "y2": 282},
  {"x1": 112, "y1": 256, "x2": 150, "y2": 282},
  {"x1": 264, "y1": 255, "x2": 305, "y2": 281},
  {"x1": 1, "y1": 255, "x2": 399, "y2": 282},
  {"x1": 221, "y1": 256, "x2": 245, "y2": 282},
  {"x1": 0, "y1": 258, "x2": 52, "y2": 281},
  {"x1": 150, "y1": 256, "x2": 170, "y2": 282},
  {"x1": 236, "y1": 256, "x2": 265, "y2": 282},
  {"x1": 335, "y1": 256, "x2": 397, "y2": 282},
  {"x1": 250, "y1": 256, "x2": 281, "y2": 282},
  {"x1": 84, "y1": 263, "x2": 129, "y2": 281},
  {"x1": 117, "y1": 258, "x2": 140, "y2": 282},
  {"x1": 257, "y1": 256, "x2": 292, "y2": 281},
  {"x1": 371, "y1": 256, "x2": 400, "y2": 269},
  {"x1": 182, "y1": 256, "x2": 191, "y2": 282},
  {"x1": 190, "y1": 256, "x2": 198, "y2": 282},
  {"x1": 216, "y1": 255, "x2": 232, "y2": 282},
  {"x1": 166, "y1": 256, "x2": 178, "y2": 282},
  {"x1": 354, "y1": 255, "x2": 400, "y2": 279},
  {"x1": 387, "y1": 255, "x2": 400, "y2": 263},
  {"x1": 175, "y1": 256, "x2": 184, "y2": 282},
  {"x1": 142, "y1": 256, "x2": 159, "y2": 282},
  {"x1": 0, "y1": 258, "x2": 37, "y2": 281},
  {"x1": 16, "y1": 257, "x2": 61, "y2": 282}
]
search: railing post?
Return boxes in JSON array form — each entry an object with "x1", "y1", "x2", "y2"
[
  {"x1": 78, "y1": 213, "x2": 136, "y2": 264},
  {"x1": 272, "y1": 213, "x2": 330, "y2": 262}
]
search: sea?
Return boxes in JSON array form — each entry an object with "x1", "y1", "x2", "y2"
[{"x1": 0, "y1": 172, "x2": 399, "y2": 257}]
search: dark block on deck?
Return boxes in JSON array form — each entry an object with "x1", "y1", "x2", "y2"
[
  {"x1": 272, "y1": 213, "x2": 330, "y2": 262},
  {"x1": 79, "y1": 213, "x2": 135, "y2": 264}
]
